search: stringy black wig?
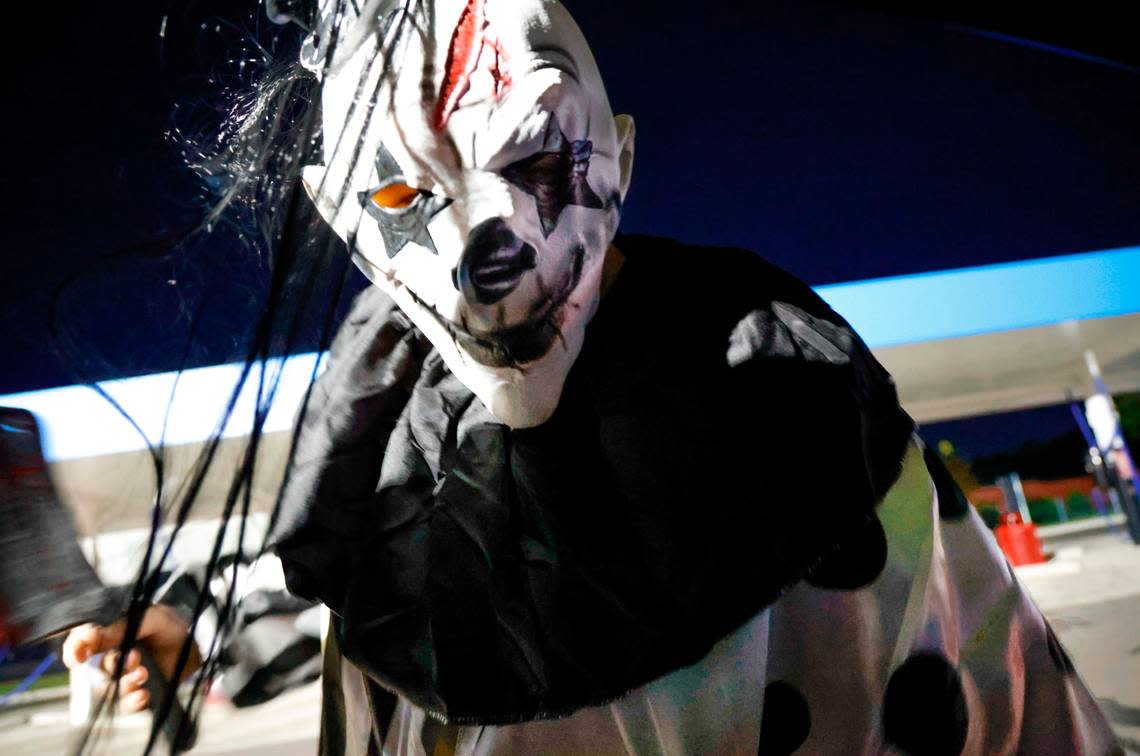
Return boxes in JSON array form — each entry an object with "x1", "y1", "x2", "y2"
[{"x1": 68, "y1": 2, "x2": 423, "y2": 752}]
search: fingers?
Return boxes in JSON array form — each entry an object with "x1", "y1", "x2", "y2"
[
  {"x1": 61, "y1": 621, "x2": 125, "y2": 669},
  {"x1": 61, "y1": 607, "x2": 179, "y2": 671},
  {"x1": 61, "y1": 625, "x2": 93, "y2": 669},
  {"x1": 102, "y1": 648, "x2": 151, "y2": 713},
  {"x1": 120, "y1": 686, "x2": 151, "y2": 714},
  {"x1": 58, "y1": 606, "x2": 197, "y2": 719},
  {"x1": 100, "y1": 648, "x2": 142, "y2": 678}
]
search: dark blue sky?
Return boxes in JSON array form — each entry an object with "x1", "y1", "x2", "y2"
[
  {"x1": 919, "y1": 403, "x2": 1082, "y2": 463},
  {"x1": 3, "y1": 2, "x2": 1138, "y2": 460}
]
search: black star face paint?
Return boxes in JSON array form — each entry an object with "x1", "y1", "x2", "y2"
[
  {"x1": 501, "y1": 115, "x2": 604, "y2": 238},
  {"x1": 303, "y1": 0, "x2": 636, "y2": 427},
  {"x1": 358, "y1": 142, "x2": 452, "y2": 258}
]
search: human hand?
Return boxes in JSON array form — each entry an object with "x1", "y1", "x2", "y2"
[{"x1": 61, "y1": 605, "x2": 201, "y2": 713}]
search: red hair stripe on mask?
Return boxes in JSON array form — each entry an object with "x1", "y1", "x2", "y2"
[
  {"x1": 433, "y1": 0, "x2": 510, "y2": 130},
  {"x1": 433, "y1": 0, "x2": 484, "y2": 130}
]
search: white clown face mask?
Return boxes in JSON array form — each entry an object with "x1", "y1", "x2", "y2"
[{"x1": 301, "y1": 0, "x2": 635, "y2": 428}]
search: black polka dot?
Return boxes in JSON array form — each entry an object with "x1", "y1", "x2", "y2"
[
  {"x1": 882, "y1": 652, "x2": 969, "y2": 756},
  {"x1": 758, "y1": 681, "x2": 810, "y2": 755},
  {"x1": 1045, "y1": 625, "x2": 1075, "y2": 675},
  {"x1": 805, "y1": 514, "x2": 887, "y2": 590},
  {"x1": 923, "y1": 447, "x2": 970, "y2": 520}
]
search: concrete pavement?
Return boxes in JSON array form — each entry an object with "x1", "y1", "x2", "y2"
[
  {"x1": 0, "y1": 679, "x2": 320, "y2": 755},
  {"x1": 1018, "y1": 530, "x2": 1140, "y2": 753}
]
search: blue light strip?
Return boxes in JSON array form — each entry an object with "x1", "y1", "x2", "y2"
[
  {"x1": 0, "y1": 354, "x2": 324, "y2": 462},
  {"x1": 0, "y1": 652, "x2": 58, "y2": 708},
  {"x1": 954, "y1": 26, "x2": 1140, "y2": 76},
  {"x1": 3, "y1": 246, "x2": 1138, "y2": 461},
  {"x1": 816, "y1": 246, "x2": 1140, "y2": 349}
]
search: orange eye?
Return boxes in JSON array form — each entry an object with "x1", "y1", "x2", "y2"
[{"x1": 370, "y1": 182, "x2": 421, "y2": 210}]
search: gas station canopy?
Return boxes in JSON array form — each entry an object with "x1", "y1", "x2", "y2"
[
  {"x1": 1, "y1": 245, "x2": 1138, "y2": 529},
  {"x1": 819, "y1": 245, "x2": 1140, "y2": 422}
]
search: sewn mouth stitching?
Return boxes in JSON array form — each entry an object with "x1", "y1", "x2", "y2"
[{"x1": 398, "y1": 246, "x2": 584, "y2": 368}]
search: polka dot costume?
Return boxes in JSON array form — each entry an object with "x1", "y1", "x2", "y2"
[
  {"x1": 340, "y1": 441, "x2": 1115, "y2": 755},
  {"x1": 272, "y1": 238, "x2": 1118, "y2": 754}
]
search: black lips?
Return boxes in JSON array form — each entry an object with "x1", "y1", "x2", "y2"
[{"x1": 454, "y1": 218, "x2": 537, "y2": 305}]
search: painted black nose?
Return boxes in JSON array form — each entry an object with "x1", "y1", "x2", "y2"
[{"x1": 454, "y1": 218, "x2": 537, "y2": 305}]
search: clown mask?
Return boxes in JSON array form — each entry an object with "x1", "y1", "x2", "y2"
[{"x1": 301, "y1": 0, "x2": 635, "y2": 428}]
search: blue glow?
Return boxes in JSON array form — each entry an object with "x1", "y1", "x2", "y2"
[
  {"x1": 0, "y1": 652, "x2": 58, "y2": 707},
  {"x1": 955, "y1": 25, "x2": 1140, "y2": 76},
  {"x1": 0, "y1": 354, "x2": 324, "y2": 462},
  {"x1": 3, "y1": 246, "x2": 1138, "y2": 461},
  {"x1": 817, "y1": 246, "x2": 1140, "y2": 349}
]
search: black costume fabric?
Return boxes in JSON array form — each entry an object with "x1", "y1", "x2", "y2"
[{"x1": 270, "y1": 234, "x2": 915, "y2": 725}]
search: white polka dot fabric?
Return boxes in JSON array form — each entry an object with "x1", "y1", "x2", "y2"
[{"x1": 364, "y1": 439, "x2": 1118, "y2": 754}]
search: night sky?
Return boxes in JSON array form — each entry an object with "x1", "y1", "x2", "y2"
[{"x1": 3, "y1": 2, "x2": 1138, "y2": 460}]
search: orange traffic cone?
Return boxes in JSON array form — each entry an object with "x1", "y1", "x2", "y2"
[{"x1": 995, "y1": 512, "x2": 1046, "y2": 566}]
